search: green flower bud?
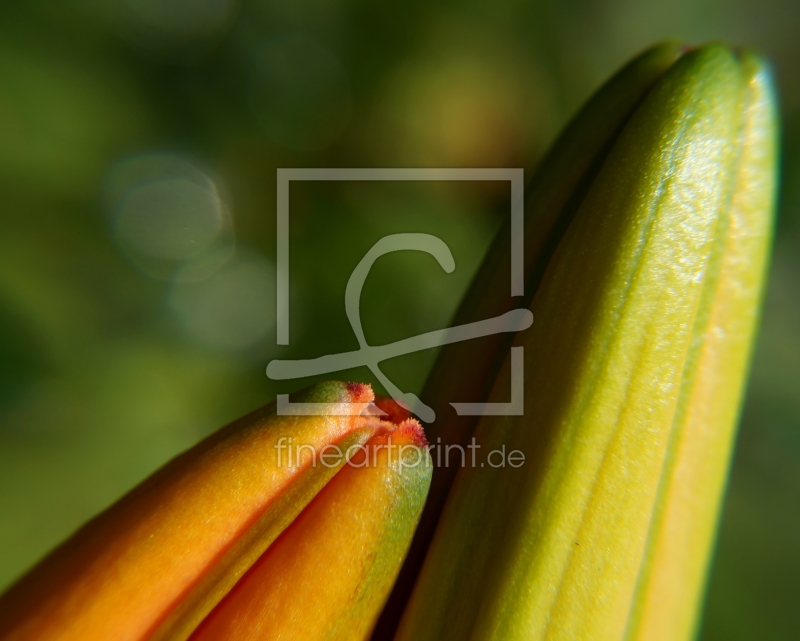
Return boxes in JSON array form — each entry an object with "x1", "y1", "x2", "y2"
[{"x1": 394, "y1": 43, "x2": 777, "y2": 641}]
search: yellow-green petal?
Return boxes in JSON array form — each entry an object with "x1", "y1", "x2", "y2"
[
  {"x1": 396, "y1": 44, "x2": 773, "y2": 641},
  {"x1": 624, "y1": 49, "x2": 777, "y2": 641}
]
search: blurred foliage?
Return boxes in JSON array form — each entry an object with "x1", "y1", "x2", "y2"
[{"x1": 0, "y1": 1, "x2": 797, "y2": 638}]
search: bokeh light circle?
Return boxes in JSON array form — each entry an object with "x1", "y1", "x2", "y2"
[{"x1": 107, "y1": 153, "x2": 234, "y2": 282}]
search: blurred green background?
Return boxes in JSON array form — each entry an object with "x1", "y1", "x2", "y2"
[{"x1": 0, "y1": 1, "x2": 797, "y2": 638}]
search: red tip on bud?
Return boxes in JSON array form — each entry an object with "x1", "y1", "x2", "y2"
[
  {"x1": 394, "y1": 419, "x2": 429, "y2": 448},
  {"x1": 346, "y1": 382, "x2": 374, "y2": 404}
]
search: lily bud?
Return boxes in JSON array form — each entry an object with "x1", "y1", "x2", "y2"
[
  {"x1": 395, "y1": 43, "x2": 777, "y2": 641},
  {"x1": 0, "y1": 382, "x2": 429, "y2": 641}
]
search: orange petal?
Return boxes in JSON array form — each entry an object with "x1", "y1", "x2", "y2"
[
  {"x1": 190, "y1": 422, "x2": 432, "y2": 641},
  {"x1": 0, "y1": 381, "x2": 389, "y2": 641}
]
